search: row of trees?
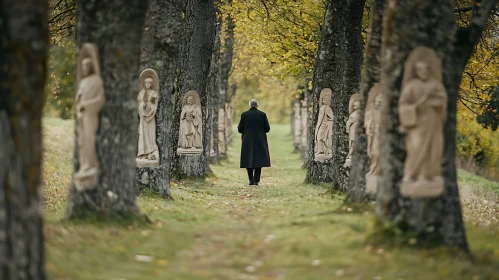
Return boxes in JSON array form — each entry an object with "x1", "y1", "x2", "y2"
[
  {"x1": 294, "y1": 0, "x2": 497, "y2": 252},
  {"x1": 1, "y1": 0, "x2": 236, "y2": 276}
]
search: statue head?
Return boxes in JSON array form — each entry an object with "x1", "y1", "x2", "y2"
[
  {"x1": 322, "y1": 95, "x2": 330, "y2": 105},
  {"x1": 82, "y1": 58, "x2": 94, "y2": 77},
  {"x1": 415, "y1": 61, "x2": 429, "y2": 81},
  {"x1": 353, "y1": 100, "x2": 360, "y2": 111},
  {"x1": 374, "y1": 93, "x2": 382, "y2": 110},
  {"x1": 187, "y1": 96, "x2": 194, "y2": 105},
  {"x1": 144, "y1": 78, "x2": 153, "y2": 90}
]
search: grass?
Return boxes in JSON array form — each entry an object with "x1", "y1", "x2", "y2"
[{"x1": 43, "y1": 118, "x2": 499, "y2": 279}]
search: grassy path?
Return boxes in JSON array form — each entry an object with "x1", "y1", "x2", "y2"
[{"x1": 43, "y1": 121, "x2": 499, "y2": 279}]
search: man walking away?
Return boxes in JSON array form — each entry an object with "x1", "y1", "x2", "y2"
[{"x1": 237, "y1": 99, "x2": 271, "y2": 186}]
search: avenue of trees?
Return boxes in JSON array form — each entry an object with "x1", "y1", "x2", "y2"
[{"x1": 2, "y1": 0, "x2": 499, "y2": 276}]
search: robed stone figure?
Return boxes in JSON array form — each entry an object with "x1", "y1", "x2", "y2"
[
  {"x1": 238, "y1": 99, "x2": 271, "y2": 186},
  {"x1": 399, "y1": 47, "x2": 447, "y2": 197},
  {"x1": 137, "y1": 69, "x2": 159, "y2": 167},
  {"x1": 74, "y1": 43, "x2": 105, "y2": 190},
  {"x1": 177, "y1": 91, "x2": 203, "y2": 154}
]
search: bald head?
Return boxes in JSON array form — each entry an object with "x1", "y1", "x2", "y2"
[{"x1": 249, "y1": 99, "x2": 258, "y2": 108}]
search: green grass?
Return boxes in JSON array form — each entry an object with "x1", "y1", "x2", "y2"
[{"x1": 43, "y1": 119, "x2": 499, "y2": 279}]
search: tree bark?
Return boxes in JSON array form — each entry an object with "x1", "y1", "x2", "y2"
[
  {"x1": 170, "y1": 0, "x2": 217, "y2": 179},
  {"x1": 306, "y1": 0, "x2": 365, "y2": 189},
  {"x1": 347, "y1": 0, "x2": 385, "y2": 202},
  {"x1": 137, "y1": 0, "x2": 183, "y2": 198},
  {"x1": 375, "y1": 0, "x2": 496, "y2": 251},
  {"x1": 209, "y1": 15, "x2": 222, "y2": 164},
  {"x1": 66, "y1": 0, "x2": 149, "y2": 218},
  {"x1": 0, "y1": 1, "x2": 48, "y2": 277}
]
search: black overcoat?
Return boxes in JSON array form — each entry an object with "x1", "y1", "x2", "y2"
[{"x1": 237, "y1": 107, "x2": 271, "y2": 168}]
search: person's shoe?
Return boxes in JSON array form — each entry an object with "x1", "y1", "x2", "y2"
[
  {"x1": 254, "y1": 182, "x2": 259, "y2": 186},
  {"x1": 249, "y1": 181, "x2": 255, "y2": 186}
]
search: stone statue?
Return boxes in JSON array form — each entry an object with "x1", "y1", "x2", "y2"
[
  {"x1": 74, "y1": 43, "x2": 105, "y2": 191},
  {"x1": 399, "y1": 47, "x2": 447, "y2": 198},
  {"x1": 136, "y1": 69, "x2": 159, "y2": 167},
  {"x1": 344, "y1": 93, "x2": 361, "y2": 167},
  {"x1": 314, "y1": 88, "x2": 334, "y2": 163},
  {"x1": 365, "y1": 83, "x2": 381, "y2": 194},
  {"x1": 177, "y1": 90, "x2": 203, "y2": 155}
]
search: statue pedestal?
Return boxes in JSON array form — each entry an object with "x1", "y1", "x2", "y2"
[
  {"x1": 75, "y1": 168, "x2": 99, "y2": 191},
  {"x1": 136, "y1": 150, "x2": 160, "y2": 167},
  {"x1": 314, "y1": 153, "x2": 332, "y2": 163},
  {"x1": 401, "y1": 177, "x2": 444, "y2": 198},
  {"x1": 365, "y1": 174, "x2": 377, "y2": 194}
]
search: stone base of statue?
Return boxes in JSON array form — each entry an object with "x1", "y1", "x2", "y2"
[
  {"x1": 136, "y1": 150, "x2": 160, "y2": 167},
  {"x1": 177, "y1": 147, "x2": 203, "y2": 155},
  {"x1": 400, "y1": 176, "x2": 444, "y2": 198},
  {"x1": 314, "y1": 153, "x2": 332, "y2": 163},
  {"x1": 75, "y1": 167, "x2": 99, "y2": 191},
  {"x1": 365, "y1": 174, "x2": 377, "y2": 194}
]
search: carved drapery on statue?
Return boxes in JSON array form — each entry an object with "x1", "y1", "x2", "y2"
[
  {"x1": 314, "y1": 88, "x2": 334, "y2": 162},
  {"x1": 136, "y1": 69, "x2": 160, "y2": 167},
  {"x1": 365, "y1": 83, "x2": 381, "y2": 194},
  {"x1": 399, "y1": 47, "x2": 447, "y2": 198},
  {"x1": 74, "y1": 43, "x2": 105, "y2": 191},
  {"x1": 177, "y1": 90, "x2": 203, "y2": 155},
  {"x1": 344, "y1": 93, "x2": 361, "y2": 167}
]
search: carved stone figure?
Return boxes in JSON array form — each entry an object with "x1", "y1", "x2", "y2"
[
  {"x1": 399, "y1": 47, "x2": 447, "y2": 198},
  {"x1": 314, "y1": 88, "x2": 334, "y2": 162},
  {"x1": 136, "y1": 69, "x2": 160, "y2": 167},
  {"x1": 74, "y1": 43, "x2": 105, "y2": 191},
  {"x1": 293, "y1": 100, "x2": 301, "y2": 149},
  {"x1": 177, "y1": 90, "x2": 203, "y2": 155},
  {"x1": 344, "y1": 93, "x2": 361, "y2": 167},
  {"x1": 218, "y1": 108, "x2": 226, "y2": 155},
  {"x1": 365, "y1": 83, "x2": 381, "y2": 194}
]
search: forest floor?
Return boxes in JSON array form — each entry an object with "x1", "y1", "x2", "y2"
[{"x1": 43, "y1": 118, "x2": 499, "y2": 280}]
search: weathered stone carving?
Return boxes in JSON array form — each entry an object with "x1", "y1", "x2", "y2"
[
  {"x1": 365, "y1": 83, "x2": 381, "y2": 194},
  {"x1": 137, "y1": 69, "x2": 160, "y2": 167},
  {"x1": 74, "y1": 43, "x2": 105, "y2": 191},
  {"x1": 314, "y1": 88, "x2": 334, "y2": 162},
  {"x1": 177, "y1": 90, "x2": 203, "y2": 155},
  {"x1": 399, "y1": 47, "x2": 447, "y2": 198},
  {"x1": 344, "y1": 93, "x2": 361, "y2": 167}
]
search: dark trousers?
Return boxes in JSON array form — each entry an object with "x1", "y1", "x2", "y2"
[{"x1": 246, "y1": 168, "x2": 262, "y2": 184}]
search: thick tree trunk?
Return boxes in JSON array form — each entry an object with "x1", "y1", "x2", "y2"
[
  {"x1": 306, "y1": 0, "x2": 365, "y2": 189},
  {"x1": 170, "y1": 0, "x2": 216, "y2": 179},
  {"x1": 0, "y1": 1, "x2": 48, "y2": 277},
  {"x1": 375, "y1": 0, "x2": 496, "y2": 251},
  {"x1": 347, "y1": 0, "x2": 385, "y2": 202},
  {"x1": 300, "y1": 80, "x2": 312, "y2": 166},
  {"x1": 220, "y1": 0, "x2": 235, "y2": 152},
  {"x1": 137, "y1": 0, "x2": 182, "y2": 198},
  {"x1": 66, "y1": 0, "x2": 149, "y2": 218}
]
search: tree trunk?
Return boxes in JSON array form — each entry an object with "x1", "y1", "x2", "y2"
[
  {"x1": 300, "y1": 80, "x2": 312, "y2": 166},
  {"x1": 170, "y1": 0, "x2": 217, "y2": 179},
  {"x1": 137, "y1": 0, "x2": 182, "y2": 198},
  {"x1": 375, "y1": 0, "x2": 496, "y2": 251},
  {"x1": 209, "y1": 15, "x2": 222, "y2": 164},
  {"x1": 66, "y1": 0, "x2": 149, "y2": 218},
  {"x1": 347, "y1": 0, "x2": 385, "y2": 202},
  {"x1": 0, "y1": 1, "x2": 48, "y2": 277},
  {"x1": 306, "y1": 0, "x2": 365, "y2": 189}
]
